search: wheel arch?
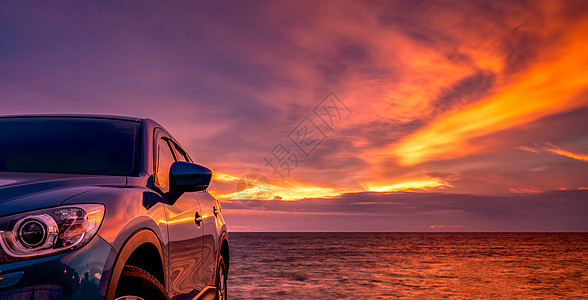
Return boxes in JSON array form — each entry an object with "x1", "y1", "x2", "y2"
[
  {"x1": 219, "y1": 231, "x2": 230, "y2": 274},
  {"x1": 106, "y1": 229, "x2": 166, "y2": 300}
]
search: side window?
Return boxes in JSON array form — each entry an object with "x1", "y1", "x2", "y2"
[
  {"x1": 155, "y1": 138, "x2": 176, "y2": 191},
  {"x1": 171, "y1": 142, "x2": 190, "y2": 162}
]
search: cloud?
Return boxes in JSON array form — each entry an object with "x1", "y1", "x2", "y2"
[
  {"x1": 517, "y1": 143, "x2": 588, "y2": 163},
  {"x1": 1, "y1": 0, "x2": 588, "y2": 232},
  {"x1": 430, "y1": 70, "x2": 496, "y2": 118},
  {"x1": 517, "y1": 146, "x2": 539, "y2": 154},
  {"x1": 429, "y1": 225, "x2": 465, "y2": 229},
  {"x1": 544, "y1": 143, "x2": 588, "y2": 162},
  {"x1": 222, "y1": 189, "x2": 588, "y2": 232},
  {"x1": 387, "y1": 20, "x2": 588, "y2": 165},
  {"x1": 366, "y1": 177, "x2": 450, "y2": 193},
  {"x1": 210, "y1": 174, "x2": 341, "y2": 201}
]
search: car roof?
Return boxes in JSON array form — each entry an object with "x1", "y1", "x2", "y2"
[{"x1": 0, "y1": 114, "x2": 143, "y2": 122}]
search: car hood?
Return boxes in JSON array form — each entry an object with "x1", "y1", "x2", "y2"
[{"x1": 0, "y1": 173, "x2": 127, "y2": 217}]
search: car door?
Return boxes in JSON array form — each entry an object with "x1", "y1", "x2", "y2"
[
  {"x1": 193, "y1": 191, "x2": 221, "y2": 286},
  {"x1": 168, "y1": 139, "x2": 220, "y2": 287},
  {"x1": 153, "y1": 130, "x2": 206, "y2": 298}
]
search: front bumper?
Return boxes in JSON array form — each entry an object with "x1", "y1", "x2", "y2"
[{"x1": 0, "y1": 234, "x2": 115, "y2": 299}]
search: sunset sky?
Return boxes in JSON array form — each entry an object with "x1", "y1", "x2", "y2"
[{"x1": 1, "y1": 1, "x2": 587, "y2": 231}]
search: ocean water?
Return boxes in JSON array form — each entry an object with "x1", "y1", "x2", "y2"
[{"x1": 227, "y1": 233, "x2": 588, "y2": 299}]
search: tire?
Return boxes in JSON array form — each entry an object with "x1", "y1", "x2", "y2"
[
  {"x1": 115, "y1": 265, "x2": 168, "y2": 300},
  {"x1": 215, "y1": 257, "x2": 227, "y2": 300}
]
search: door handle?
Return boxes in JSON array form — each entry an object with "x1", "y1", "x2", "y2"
[
  {"x1": 213, "y1": 206, "x2": 219, "y2": 217},
  {"x1": 194, "y1": 212, "x2": 203, "y2": 225}
]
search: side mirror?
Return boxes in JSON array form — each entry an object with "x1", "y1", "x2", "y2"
[{"x1": 169, "y1": 161, "x2": 212, "y2": 193}]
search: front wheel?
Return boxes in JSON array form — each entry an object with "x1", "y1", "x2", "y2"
[
  {"x1": 215, "y1": 256, "x2": 227, "y2": 300},
  {"x1": 115, "y1": 265, "x2": 168, "y2": 300}
]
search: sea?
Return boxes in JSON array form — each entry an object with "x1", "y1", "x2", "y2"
[{"x1": 227, "y1": 232, "x2": 588, "y2": 299}]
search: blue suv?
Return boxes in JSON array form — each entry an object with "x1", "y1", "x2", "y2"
[{"x1": 0, "y1": 115, "x2": 229, "y2": 300}]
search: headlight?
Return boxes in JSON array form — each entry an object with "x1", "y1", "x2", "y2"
[{"x1": 0, "y1": 204, "x2": 105, "y2": 260}]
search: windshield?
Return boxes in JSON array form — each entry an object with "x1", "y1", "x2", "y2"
[{"x1": 0, "y1": 117, "x2": 140, "y2": 176}]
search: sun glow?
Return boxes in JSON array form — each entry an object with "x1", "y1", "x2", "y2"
[
  {"x1": 210, "y1": 174, "x2": 341, "y2": 201},
  {"x1": 212, "y1": 172, "x2": 241, "y2": 182},
  {"x1": 366, "y1": 178, "x2": 450, "y2": 193},
  {"x1": 210, "y1": 172, "x2": 452, "y2": 200}
]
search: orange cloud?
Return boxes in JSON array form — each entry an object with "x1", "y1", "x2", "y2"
[
  {"x1": 429, "y1": 225, "x2": 465, "y2": 229},
  {"x1": 544, "y1": 144, "x2": 588, "y2": 162},
  {"x1": 517, "y1": 146, "x2": 539, "y2": 153},
  {"x1": 212, "y1": 172, "x2": 241, "y2": 182},
  {"x1": 229, "y1": 225, "x2": 264, "y2": 232},
  {"x1": 517, "y1": 143, "x2": 588, "y2": 162},
  {"x1": 210, "y1": 173, "x2": 341, "y2": 201},
  {"x1": 387, "y1": 22, "x2": 588, "y2": 166},
  {"x1": 509, "y1": 187, "x2": 541, "y2": 194},
  {"x1": 210, "y1": 172, "x2": 450, "y2": 200},
  {"x1": 366, "y1": 177, "x2": 450, "y2": 193}
]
